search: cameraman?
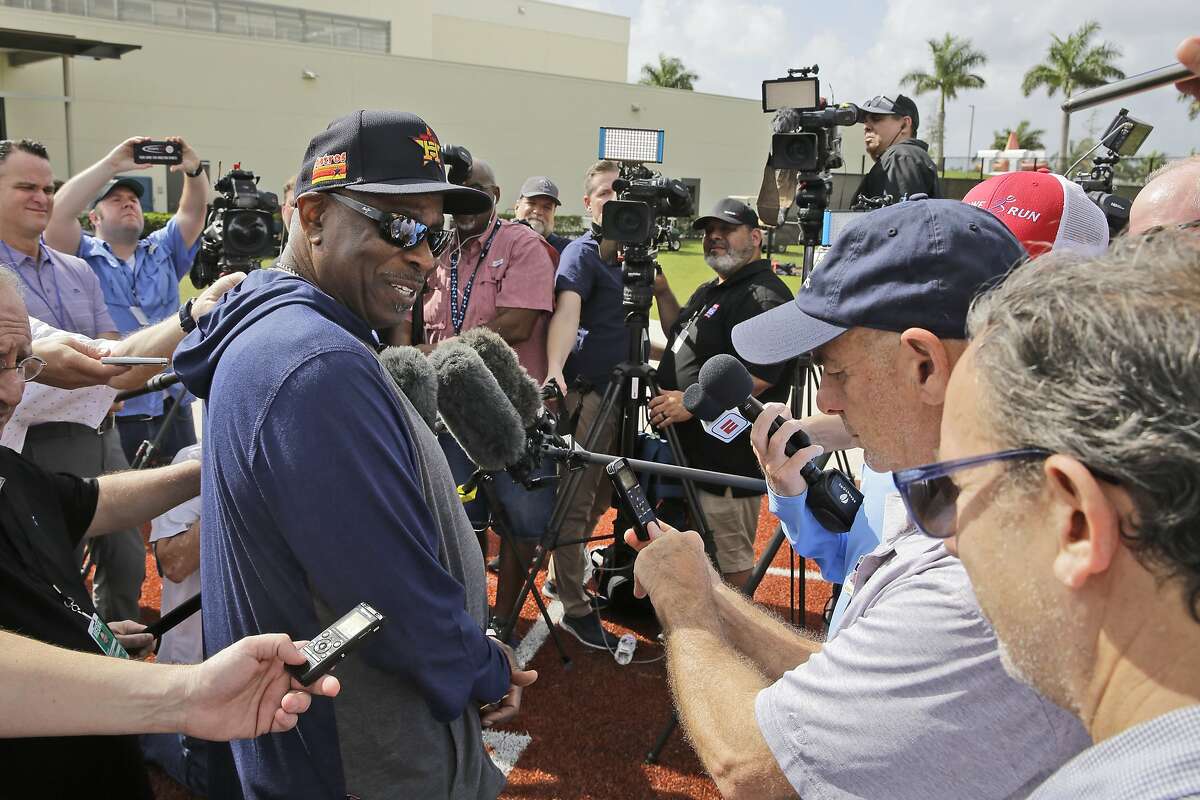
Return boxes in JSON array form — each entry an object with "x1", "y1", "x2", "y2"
[
  {"x1": 45, "y1": 136, "x2": 207, "y2": 465},
  {"x1": 650, "y1": 199, "x2": 794, "y2": 589},
  {"x1": 852, "y1": 94, "x2": 940, "y2": 206}
]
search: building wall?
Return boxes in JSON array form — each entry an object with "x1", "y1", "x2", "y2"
[{"x1": 0, "y1": 6, "x2": 770, "y2": 216}]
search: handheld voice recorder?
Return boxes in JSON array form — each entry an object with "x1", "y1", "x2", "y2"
[
  {"x1": 605, "y1": 457, "x2": 655, "y2": 542},
  {"x1": 287, "y1": 602, "x2": 385, "y2": 686}
]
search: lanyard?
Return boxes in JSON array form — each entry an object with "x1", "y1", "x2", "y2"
[
  {"x1": 0, "y1": 240, "x2": 71, "y2": 330},
  {"x1": 448, "y1": 219, "x2": 502, "y2": 334}
]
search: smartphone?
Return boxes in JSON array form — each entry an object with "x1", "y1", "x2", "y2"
[
  {"x1": 132, "y1": 140, "x2": 183, "y2": 165},
  {"x1": 605, "y1": 457, "x2": 655, "y2": 542},
  {"x1": 100, "y1": 357, "x2": 170, "y2": 366},
  {"x1": 287, "y1": 603, "x2": 385, "y2": 686}
]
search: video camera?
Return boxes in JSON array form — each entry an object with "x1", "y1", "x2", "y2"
[
  {"x1": 190, "y1": 165, "x2": 281, "y2": 288},
  {"x1": 596, "y1": 127, "x2": 694, "y2": 314},
  {"x1": 1069, "y1": 107, "x2": 1153, "y2": 237},
  {"x1": 759, "y1": 66, "x2": 863, "y2": 270}
]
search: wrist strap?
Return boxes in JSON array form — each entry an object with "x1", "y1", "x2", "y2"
[{"x1": 185, "y1": 164, "x2": 205, "y2": 178}]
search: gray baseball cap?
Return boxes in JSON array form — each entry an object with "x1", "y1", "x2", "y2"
[{"x1": 519, "y1": 176, "x2": 561, "y2": 205}]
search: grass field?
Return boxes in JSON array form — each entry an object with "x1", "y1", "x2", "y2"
[{"x1": 179, "y1": 240, "x2": 805, "y2": 321}]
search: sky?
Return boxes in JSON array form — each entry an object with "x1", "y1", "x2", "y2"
[{"x1": 552, "y1": 0, "x2": 1199, "y2": 161}]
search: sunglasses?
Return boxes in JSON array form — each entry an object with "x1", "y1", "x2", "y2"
[
  {"x1": 865, "y1": 95, "x2": 897, "y2": 113},
  {"x1": 893, "y1": 448, "x2": 1052, "y2": 539},
  {"x1": 328, "y1": 193, "x2": 450, "y2": 256}
]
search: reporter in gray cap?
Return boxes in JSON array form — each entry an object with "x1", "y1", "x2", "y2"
[
  {"x1": 514, "y1": 175, "x2": 571, "y2": 254},
  {"x1": 623, "y1": 198, "x2": 1089, "y2": 800}
]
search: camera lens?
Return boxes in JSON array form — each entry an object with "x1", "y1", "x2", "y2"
[{"x1": 225, "y1": 211, "x2": 271, "y2": 256}]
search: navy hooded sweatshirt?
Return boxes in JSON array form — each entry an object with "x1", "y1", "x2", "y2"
[{"x1": 174, "y1": 269, "x2": 510, "y2": 799}]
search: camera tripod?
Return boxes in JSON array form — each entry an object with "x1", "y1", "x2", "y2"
[{"x1": 496, "y1": 262, "x2": 719, "y2": 647}]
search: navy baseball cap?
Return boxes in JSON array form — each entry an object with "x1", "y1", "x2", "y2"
[
  {"x1": 93, "y1": 177, "x2": 144, "y2": 207},
  {"x1": 294, "y1": 110, "x2": 492, "y2": 215},
  {"x1": 692, "y1": 198, "x2": 759, "y2": 230},
  {"x1": 732, "y1": 198, "x2": 1026, "y2": 364}
]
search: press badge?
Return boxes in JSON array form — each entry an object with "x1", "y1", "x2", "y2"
[
  {"x1": 88, "y1": 613, "x2": 130, "y2": 659},
  {"x1": 129, "y1": 306, "x2": 150, "y2": 327}
]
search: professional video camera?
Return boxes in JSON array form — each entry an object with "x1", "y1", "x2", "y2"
[
  {"x1": 758, "y1": 66, "x2": 863, "y2": 272},
  {"x1": 596, "y1": 127, "x2": 694, "y2": 313},
  {"x1": 190, "y1": 165, "x2": 281, "y2": 288},
  {"x1": 1068, "y1": 107, "x2": 1153, "y2": 237}
]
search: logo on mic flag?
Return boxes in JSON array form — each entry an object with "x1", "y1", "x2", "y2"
[{"x1": 701, "y1": 409, "x2": 750, "y2": 443}]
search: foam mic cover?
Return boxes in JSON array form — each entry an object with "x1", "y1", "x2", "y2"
[
  {"x1": 457, "y1": 327, "x2": 542, "y2": 429},
  {"x1": 428, "y1": 343, "x2": 525, "y2": 471},
  {"x1": 378, "y1": 346, "x2": 438, "y2": 431},
  {"x1": 698, "y1": 354, "x2": 756, "y2": 409},
  {"x1": 683, "y1": 382, "x2": 726, "y2": 422},
  {"x1": 772, "y1": 106, "x2": 804, "y2": 134}
]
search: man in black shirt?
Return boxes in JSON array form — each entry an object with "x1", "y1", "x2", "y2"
[
  {"x1": 852, "y1": 94, "x2": 941, "y2": 207},
  {"x1": 650, "y1": 199, "x2": 795, "y2": 588},
  {"x1": 0, "y1": 268, "x2": 202, "y2": 797}
]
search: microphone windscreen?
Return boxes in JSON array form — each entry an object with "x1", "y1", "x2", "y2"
[
  {"x1": 683, "y1": 382, "x2": 726, "y2": 422},
  {"x1": 378, "y1": 346, "x2": 439, "y2": 431},
  {"x1": 772, "y1": 107, "x2": 803, "y2": 134},
  {"x1": 698, "y1": 354, "x2": 755, "y2": 409},
  {"x1": 457, "y1": 327, "x2": 542, "y2": 429},
  {"x1": 429, "y1": 343, "x2": 525, "y2": 471}
]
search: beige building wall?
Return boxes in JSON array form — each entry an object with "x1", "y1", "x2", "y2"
[{"x1": 0, "y1": 5, "x2": 770, "y2": 217}]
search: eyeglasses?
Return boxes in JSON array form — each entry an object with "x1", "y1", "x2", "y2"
[
  {"x1": 893, "y1": 448, "x2": 1052, "y2": 539},
  {"x1": 0, "y1": 355, "x2": 45, "y2": 383},
  {"x1": 327, "y1": 193, "x2": 450, "y2": 256},
  {"x1": 865, "y1": 95, "x2": 897, "y2": 113}
]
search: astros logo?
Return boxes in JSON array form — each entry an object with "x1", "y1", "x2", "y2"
[{"x1": 412, "y1": 127, "x2": 442, "y2": 166}]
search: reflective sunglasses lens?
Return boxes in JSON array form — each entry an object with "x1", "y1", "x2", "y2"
[
  {"x1": 427, "y1": 229, "x2": 451, "y2": 256},
  {"x1": 387, "y1": 216, "x2": 424, "y2": 248},
  {"x1": 20, "y1": 357, "x2": 44, "y2": 383},
  {"x1": 908, "y1": 476, "x2": 959, "y2": 538}
]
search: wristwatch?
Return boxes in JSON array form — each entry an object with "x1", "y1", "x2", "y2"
[
  {"x1": 179, "y1": 298, "x2": 196, "y2": 333},
  {"x1": 185, "y1": 163, "x2": 205, "y2": 178}
]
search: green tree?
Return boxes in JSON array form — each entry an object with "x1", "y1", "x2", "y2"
[
  {"x1": 638, "y1": 54, "x2": 698, "y2": 90},
  {"x1": 901, "y1": 34, "x2": 988, "y2": 166},
  {"x1": 1022, "y1": 21, "x2": 1125, "y2": 171},
  {"x1": 1181, "y1": 93, "x2": 1200, "y2": 121},
  {"x1": 991, "y1": 120, "x2": 1046, "y2": 150}
]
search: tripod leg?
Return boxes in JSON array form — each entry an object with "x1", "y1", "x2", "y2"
[
  {"x1": 479, "y1": 474, "x2": 572, "y2": 668},
  {"x1": 645, "y1": 711, "x2": 678, "y2": 765}
]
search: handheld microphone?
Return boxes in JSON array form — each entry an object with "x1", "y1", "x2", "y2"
[
  {"x1": 456, "y1": 328, "x2": 542, "y2": 429},
  {"x1": 378, "y1": 346, "x2": 439, "y2": 431},
  {"x1": 114, "y1": 371, "x2": 181, "y2": 402},
  {"x1": 429, "y1": 343, "x2": 526, "y2": 471},
  {"x1": 684, "y1": 354, "x2": 862, "y2": 532}
]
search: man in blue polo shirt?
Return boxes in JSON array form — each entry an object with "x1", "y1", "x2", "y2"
[
  {"x1": 543, "y1": 158, "x2": 624, "y2": 650},
  {"x1": 46, "y1": 135, "x2": 206, "y2": 464}
]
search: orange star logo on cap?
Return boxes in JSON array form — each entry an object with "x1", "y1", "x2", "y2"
[{"x1": 412, "y1": 127, "x2": 442, "y2": 166}]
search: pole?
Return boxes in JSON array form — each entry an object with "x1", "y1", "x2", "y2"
[
  {"x1": 60, "y1": 56, "x2": 74, "y2": 175},
  {"x1": 967, "y1": 104, "x2": 976, "y2": 169}
]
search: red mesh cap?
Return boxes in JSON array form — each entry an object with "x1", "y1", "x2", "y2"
[{"x1": 963, "y1": 171, "x2": 1108, "y2": 258}]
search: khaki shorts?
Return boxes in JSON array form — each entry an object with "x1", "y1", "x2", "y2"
[{"x1": 697, "y1": 488, "x2": 762, "y2": 575}]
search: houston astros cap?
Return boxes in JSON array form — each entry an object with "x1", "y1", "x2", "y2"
[
  {"x1": 294, "y1": 110, "x2": 492, "y2": 215},
  {"x1": 692, "y1": 198, "x2": 759, "y2": 230},
  {"x1": 732, "y1": 198, "x2": 1026, "y2": 364},
  {"x1": 962, "y1": 170, "x2": 1109, "y2": 257}
]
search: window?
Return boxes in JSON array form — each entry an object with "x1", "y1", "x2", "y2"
[
  {"x1": 118, "y1": 0, "x2": 154, "y2": 23},
  {"x1": 185, "y1": 0, "x2": 215, "y2": 30}
]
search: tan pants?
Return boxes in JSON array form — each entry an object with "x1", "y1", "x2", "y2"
[
  {"x1": 549, "y1": 388, "x2": 619, "y2": 618},
  {"x1": 697, "y1": 488, "x2": 762, "y2": 575}
]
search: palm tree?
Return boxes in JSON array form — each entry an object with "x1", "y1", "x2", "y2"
[
  {"x1": 991, "y1": 120, "x2": 1046, "y2": 150},
  {"x1": 1022, "y1": 21, "x2": 1124, "y2": 171},
  {"x1": 638, "y1": 54, "x2": 698, "y2": 90},
  {"x1": 901, "y1": 34, "x2": 988, "y2": 167}
]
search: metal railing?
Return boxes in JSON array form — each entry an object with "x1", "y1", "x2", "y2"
[{"x1": 2, "y1": 0, "x2": 390, "y2": 54}]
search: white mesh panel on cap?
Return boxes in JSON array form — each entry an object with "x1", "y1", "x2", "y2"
[{"x1": 1052, "y1": 173, "x2": 1109, "y2": 255}]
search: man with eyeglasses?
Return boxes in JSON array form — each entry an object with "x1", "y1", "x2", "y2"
[
  {"x1": 852, "y1": 94, "x2": 940, "y2": 207},
  {"x1": 0, "y1": 264, "x2": 204, "y2": 797},
  {"x1": 907, "y1": 228, "x2": 1200, "y2": 797},
  {"x1": 412, "y1": 156, "x2": 557, "y2": 636},
  {"x1": 171, "y1": 111, "x2": 535, "y2": 800},
  {"x1": 621, "y1": 199, "x2": 1089, "y2": 799}
]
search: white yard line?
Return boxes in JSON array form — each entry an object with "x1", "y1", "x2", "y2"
[{"x1": 483, "y1": 730, "x2": 533, "y2": 777}]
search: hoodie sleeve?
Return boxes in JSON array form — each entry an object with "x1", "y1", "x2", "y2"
[{"x1": 249, "y1": 347, "x2": 510, "y2": 721}]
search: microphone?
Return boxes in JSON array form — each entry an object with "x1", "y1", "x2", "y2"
[
  {"x1": 684, "y1": 354, "x2": 862, "y2": 532},
  {"x1": 114, "y1": 371, "x2": 181, "y2": 402},
  {"x1": 428, "y1": 343, "x2": 525, "y2": 471},
  {"x1": 378, "y1": 346, "x2": 439, "y2": 431},
  {"x1": 456, "y1": 328, "x2": 542, "y2": 429}
]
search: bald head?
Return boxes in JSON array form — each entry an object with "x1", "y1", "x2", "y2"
[
  {"x1": 1128, "y1": 156, "x2": 1200, "y2": 235},
  {"x1": 453, "y1": 157, "x2": 500, "y2": 237}
]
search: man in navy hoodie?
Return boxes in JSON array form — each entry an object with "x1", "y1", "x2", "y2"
[{"x1": 174, "y1": 111, "x2": 535, "y2": 799}]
